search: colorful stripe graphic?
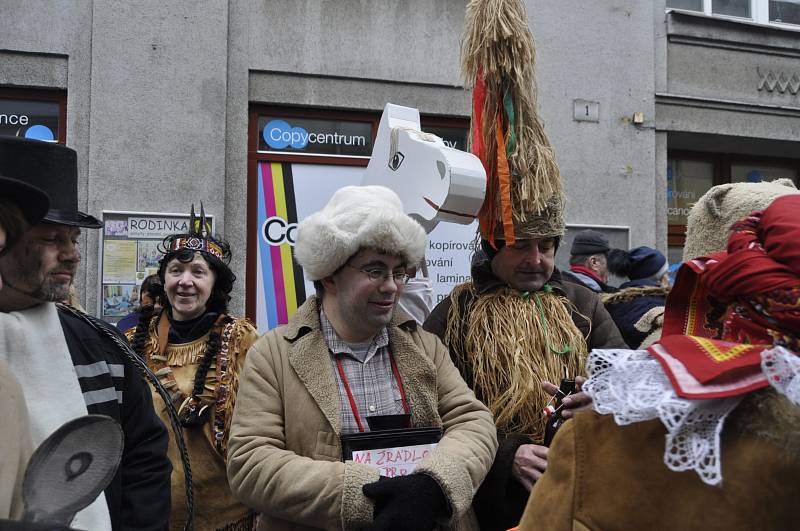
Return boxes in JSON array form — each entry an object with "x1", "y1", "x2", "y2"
[{"x1": 257, "y1": 162, "x2": 306, "y2": 330}]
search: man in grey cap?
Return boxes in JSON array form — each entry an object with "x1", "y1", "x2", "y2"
[{"x1": 562, "y1": 229, "x2": 616, "y2": 293}]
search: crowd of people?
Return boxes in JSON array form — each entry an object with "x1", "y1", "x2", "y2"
[{"x1": 2, "y1": 122, "x2": 798, "y2": 531}]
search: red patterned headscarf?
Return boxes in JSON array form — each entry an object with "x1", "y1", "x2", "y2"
[{"x1": 649, "y1": 195, "x2": 800, "y2": 399}]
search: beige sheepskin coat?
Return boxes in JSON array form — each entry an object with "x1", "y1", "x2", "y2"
[{"x1": 227, "y1": 297, "x2": 498, "y2": 531}]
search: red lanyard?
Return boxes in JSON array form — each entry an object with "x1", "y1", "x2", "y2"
[{"x1": 334, "y1": 350, "x2": 410, "y2": 433}]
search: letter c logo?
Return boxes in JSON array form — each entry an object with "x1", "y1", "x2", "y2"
[
  {"x1": 263, "y1": 120, "x2": 309, "y2": 150},
  {"x1": 262, "y1": 216, "x2": 297, "y2": 246},
  {"x1": 263, "y1": 120, "x2": 290, "y2": 149}
]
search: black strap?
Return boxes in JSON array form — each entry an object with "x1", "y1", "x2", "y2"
[{"x1": 57, "y1": 304, "x2": 194, "y2": 531}]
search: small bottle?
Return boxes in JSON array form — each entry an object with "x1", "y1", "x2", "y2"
[{"x1": 543, "y1": 378, "x2": 575, "y2": 447}]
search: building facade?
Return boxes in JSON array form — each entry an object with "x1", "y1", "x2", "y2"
[{"x1": 1, "y1": 0, "x2": 796, "y2": 328}]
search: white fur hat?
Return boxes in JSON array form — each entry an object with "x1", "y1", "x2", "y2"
[
  {"x1": 683, "y1": 178, "x2": 799, "y2": 261},
  {"x1": 294, "y1": 185, "x2": 427, "y2": 281}
]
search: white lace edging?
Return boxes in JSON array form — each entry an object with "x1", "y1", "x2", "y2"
[
  {"x1": 762, "y1": 346, "x2": 800, "y2": 406},
  {"x1": 583, "y1": 349, "x2": 742, "y2": 486}
]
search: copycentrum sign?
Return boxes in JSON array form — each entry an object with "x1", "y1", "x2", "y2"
[{"x1": 257, "y1": 116, "x2": 373, "y2": 158}]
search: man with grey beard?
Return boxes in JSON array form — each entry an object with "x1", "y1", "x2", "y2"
[{"x1": 0, "y1": 137, "x2": 171, "y2": 531}]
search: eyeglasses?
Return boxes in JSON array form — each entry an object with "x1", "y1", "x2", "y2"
[{"x1": 345, "y1": 264, "x2": 410, "y2": 284}]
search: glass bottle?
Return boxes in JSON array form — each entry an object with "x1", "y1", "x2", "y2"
[{"x1": 543, "y1": 378, "x2": 575, "y2": 447}]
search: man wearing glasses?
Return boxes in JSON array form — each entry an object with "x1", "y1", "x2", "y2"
[{"x1": 227, "y1": 185, "x2": 497, "y2": 531}]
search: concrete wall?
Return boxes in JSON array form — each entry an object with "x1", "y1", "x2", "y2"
[
  {"x1": 529, "y1": 1, "x2": 657, "y2": 249},
  {"x1": 2, "y1": 0, "x2": 662, "y2": 315},
  {"x1": 84, "y1": 1, "x2": 230, "y2": 314},
  {"x1": 657, "y1": 11, "x2": 800, "y2": 145},
  {"x1": 0, "y1": 0, "x2": 95, "y2": 307}
]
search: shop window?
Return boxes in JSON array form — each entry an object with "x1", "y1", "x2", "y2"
[
  {"x1": 667, "y1": 159, "x2": 714, "y2": 226},
  {"x1": 247, "y1": 105, "x2": 471, "y2": 330},
  {"x1": 667, "y1": 151, "x2": 800, "y2": 260},
  {"x1": 0, "y1": 89, "x2": 66, "y2": 143},
  {"x1": 731, "y1": 163, "x2": 797, "y2": 183}
]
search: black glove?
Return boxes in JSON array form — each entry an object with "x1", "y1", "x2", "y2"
[{"x1": 362, "y1": 473, "x2": 448, "y2": 531}]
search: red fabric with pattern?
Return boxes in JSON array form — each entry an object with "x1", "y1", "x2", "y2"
[{"x1": 650, "y1": 195, "x2": 800, "y2": 399}]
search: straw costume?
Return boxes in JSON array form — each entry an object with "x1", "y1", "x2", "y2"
[
  {"x1": 126, "y1": 207, "x2": 259, "y2": 531},
  {"x1": 424, "y1": 2, "x2": 624, "y2": 529}
]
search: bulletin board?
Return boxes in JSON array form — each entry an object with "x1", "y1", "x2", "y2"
[{"x1": 97, "y1": 211, "x2": 214, "y2": 324}]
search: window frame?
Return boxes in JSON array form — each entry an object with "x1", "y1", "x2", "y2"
[
  {"x1": 667, "y1": 0, "x2": 800, "y2": 29},
  {"x1": 245, "y1": 104, "x2": 470, "y2": 322},
  {"x1": 0, "y1": 88, "x2": 67, "y2": 144},
  {"x1": 666, "y1": 149, "x2": 800, "y2": 247}
]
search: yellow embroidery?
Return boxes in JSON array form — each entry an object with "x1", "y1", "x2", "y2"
[
  {"x1": 690, "y1": 336, "x2": 754, "y2": 362},
  {"x1": 685, "y1": 285, "x2": 700, "y2": 334}
]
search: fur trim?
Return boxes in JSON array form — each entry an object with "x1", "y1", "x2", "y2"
[
  {"x1": 633, "y1": 306, "x2": 665, "y2": 349},
  {"x1": 602, "y1": 286, "x2": 669, "y2": 306},
  {"x1": 341, "y1": 461, "x2": 380, "y2": 531},
  {"x1": 415, "y1": 450, "x2": 476, "y2": 523},
  {"x1": 294, "y1": 185, "x2": 427, "y2": 281},
  {"x1": 683, "y1": 179, "x2": 798, "y2": 261}
]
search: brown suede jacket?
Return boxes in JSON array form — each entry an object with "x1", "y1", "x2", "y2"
[
  {"x1": 423, "y1": 260, "x2": 626, "y2": 531},
  {"x1": 519, "y1": 391, "x2": 800, "y2": 531}
]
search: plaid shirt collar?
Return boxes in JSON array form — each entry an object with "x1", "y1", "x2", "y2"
[{"x1": 319, "y1": 308, "x2": 389, "y2": 362}]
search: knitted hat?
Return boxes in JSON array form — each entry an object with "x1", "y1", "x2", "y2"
[
  {"x1": 608, "y1": 246, "x2": 668, "y2": 281},
  {"x1": 683, "y1": 179, "x2": 798, "y2": 261},
  {"x1": 294, "y1": 185, "x2": 426, "y2": 281},
  {"x1": 570, "y1": 229, "x2": 610, "y2": 256}
]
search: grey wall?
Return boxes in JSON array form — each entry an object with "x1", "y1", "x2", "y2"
[
  {"x1": 0, "y1": 0, "x2": 95, "y2": 307},
  {"x1": 84, "y1": 1, "x2": 230, "y2": 314},
  {"x1": 657, "y1": 11, "x2": 800, "y2": 145},
  {"x1": 529, "y1": 1, "x2": 657, "y2": 250}
]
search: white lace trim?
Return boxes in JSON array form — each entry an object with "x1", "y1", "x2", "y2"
[
  {"x1": 762, "y1": 346, "x2": 800, "y2": 406},
  {"x1": 583, "y1": 349, "x2": 741, "y2": 486}
]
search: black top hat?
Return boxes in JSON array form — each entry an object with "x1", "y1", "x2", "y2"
[
  {"x1": 0, "y1": 137, "x2": 102, "y2": 228},
  {"x1": 0, "y1": 176, "x2": 50, "y2": 226}
]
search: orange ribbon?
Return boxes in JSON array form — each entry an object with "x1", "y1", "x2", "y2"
[{"x1": 495, "y1": 117, "x2": 515, "y2": 246}]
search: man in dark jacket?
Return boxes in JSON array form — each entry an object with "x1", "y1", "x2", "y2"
[
  {"x1": 602, "y1": 246, "x2": 669, "y2": 348},
  {"x1": 424, "y1": 210, "x2": 625, "y2": 531},
  {"x1": 0, "y1": 137, "x2": 171, "y2": 530}
]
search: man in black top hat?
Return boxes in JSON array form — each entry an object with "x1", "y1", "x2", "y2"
[
  {"x1": 0, "y1": 137, "x2": 171, "y2": 530},
  {"x1": 562, "y1": 229, "x2": 617, "y2": 293}
]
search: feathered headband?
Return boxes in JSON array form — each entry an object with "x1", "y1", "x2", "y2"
[
  {"x1": 161, "y1": 204, "x2": 230, "y2": 264},
  {"x1": 462, "y1": 0, "x2": 565, "y2": 247}
]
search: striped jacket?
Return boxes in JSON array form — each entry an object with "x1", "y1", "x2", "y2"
[{"x1": 58, "y1": 307, "x2": 172, "y2": 531}]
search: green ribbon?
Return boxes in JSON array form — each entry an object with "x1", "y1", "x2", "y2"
[
  {"x1": 530, "y1": 287, "x2": 572, "y2": 356},
  {"x1": 503, "y1": 87, "x2": 517, "y2": 158}
]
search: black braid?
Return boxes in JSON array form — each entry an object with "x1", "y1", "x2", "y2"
[
  {"x1": 180, "y1": 315, "x2": 233, "y2": 428},
  {"x1": 130, "y1": 305, "x2": 156, "y2": 357},
  {"x1": 191, "y1": 330, "x2": 221, "y2": 398},
  {"x1": 56, "y1": 304, "x2": 194, "y2": 531}
]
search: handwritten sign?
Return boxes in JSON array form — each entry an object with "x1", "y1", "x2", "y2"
[{"x1": 351, "y1": 443, "x2": 438, "y2": 477}]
